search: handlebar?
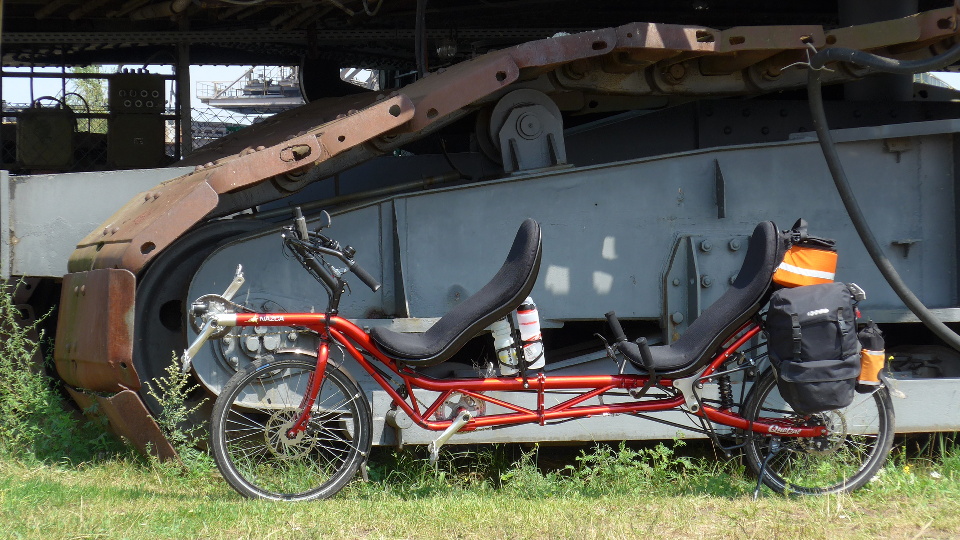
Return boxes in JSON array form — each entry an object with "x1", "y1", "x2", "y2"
[
  {"x1": 293, "y1": 207, "x2": 310, "y2": 241},
  {"x1": 605, "y1": 311, "x2": 627, "y2": 342},
  {"x1": 348, "y1": 260, "x2": 381, "y2": 292},
  {"x1": 605, "y1": 310, "x2": 655, "y2": 371},
  {"x1": 285, "y1": 207, "x2": 382, "y2": 293}
]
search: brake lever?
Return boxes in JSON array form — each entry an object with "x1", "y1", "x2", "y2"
[{"x1": 594, "y1": 333, "x2": 625, "y2": 374}]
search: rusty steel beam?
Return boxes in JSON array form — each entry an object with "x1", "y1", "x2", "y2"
[
  {"x1": 69, "y1": 94, "x2": 415, "y2": 274},
  {"x1": 68, "y1": 7, "x2": 960, "y2": 278}
]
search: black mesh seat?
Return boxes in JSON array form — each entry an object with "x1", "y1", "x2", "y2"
[
  {"x1": 619, "y1": 221, "x2": 787, "y2": 377},
  {"x1": 370, "y1": 219, "x2": 542, "y2": 367}
]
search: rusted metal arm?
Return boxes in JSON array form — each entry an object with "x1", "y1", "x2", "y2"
[{"x1": 69, "y1": 6, "x2": 960, "y2": 277}]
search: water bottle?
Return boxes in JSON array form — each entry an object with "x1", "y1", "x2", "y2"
[
  {"x1": 517, "y1": 297, "x2": 545, "y2": 370},
  {"x1": 489, "y1": 317, "x2": 519, "y2": 375}
]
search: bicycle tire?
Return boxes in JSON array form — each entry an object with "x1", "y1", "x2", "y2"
[
  {"x1": 211, "y1": 354, "x2": 372, "y2": 500},
  {"x1": 742, "y1": 368, "x2": 894, "y2": 495}
]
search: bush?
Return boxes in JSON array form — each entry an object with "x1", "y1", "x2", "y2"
[
  {"x1": 0, "y1": 281, "x2": 119, "y2": 462},
  {"x1": 145, "y1": 354, "x2": 213, "y2": 474}
]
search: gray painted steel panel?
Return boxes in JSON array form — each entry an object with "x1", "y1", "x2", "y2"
[
  {"x1": 185, "y1": 119, "x2": 960, "y2": 443},
  {"x1": 186, "y1": 203, "x2": 389, "y2": 393},
  {"x1": 891, "y1": 377, "x2": 960, "y2": 433},
  {"x1": 0, "y1": 167, "x2": 193, "y2": 279}
]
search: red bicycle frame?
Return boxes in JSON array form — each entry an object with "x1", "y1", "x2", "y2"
[{"x1": 224, "y1": 311, "x2": 825, "y2": 439}]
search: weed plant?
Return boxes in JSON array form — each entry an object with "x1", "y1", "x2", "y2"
[
  {"x1": 351, "y1": 439, "x2": 755, "y2": 500},
  {"x1": 0, "y1": 281, "x2": 119, "y2": 463},
  {"x1": 0, "y1": 282, "x2": 212, "y2": 474},
  {"x1": 144, "y1": 353, "x2": 214, "y2": 475}
]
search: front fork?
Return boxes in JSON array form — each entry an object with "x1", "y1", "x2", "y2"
[{"x1": 286, "y1": 338, "x2": 331, "y2": 438}]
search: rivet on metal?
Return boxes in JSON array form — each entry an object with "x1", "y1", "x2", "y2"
[{"x1": 666, "y1": 63, "x2": 686, "y2": 83}]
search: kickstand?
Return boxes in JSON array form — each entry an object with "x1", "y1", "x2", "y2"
[
  {"x1": 360, "y1": 456, "x2": 370, "y2": 482},
  {"x1": 753, "y1": 438, "x2": 781, "y2": 500}
]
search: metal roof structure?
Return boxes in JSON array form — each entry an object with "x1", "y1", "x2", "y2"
[{"x1": 1, "y1": 1, "x2": 950, "y2": 70}]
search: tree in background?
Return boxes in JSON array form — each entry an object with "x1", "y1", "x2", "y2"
[{"x1": 65, "y1": 65, "x2": 108, "y2": 134}]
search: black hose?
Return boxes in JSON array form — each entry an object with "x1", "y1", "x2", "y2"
[
  {"x1": 810, "y1": 43, "x2": 960, "y2": 74},
  {"x1": 415, "y1": 0, "x2": 428, "y2": 78},
  {"x1": 806, "y1": 43, "x2": 960, "y2": 352}
]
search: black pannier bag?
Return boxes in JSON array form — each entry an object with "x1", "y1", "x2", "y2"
[{"x1": 765, "y1": 282, "x2": 862, "y2": 414}]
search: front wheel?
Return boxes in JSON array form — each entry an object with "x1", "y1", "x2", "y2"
[
  {"x1": 742, "y1": 368, "x2": 894, "y2": 495},
  {"x1": 211, "y1": 354, "x2": 372, "y2": 500}
]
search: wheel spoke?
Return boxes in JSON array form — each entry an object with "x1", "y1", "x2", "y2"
[
  {"x1": 743, "y1": 369, "x2": 894, "y2": 495},
  {"x1": 211, "y1": 355, "x2": 372, "y2": 501}
]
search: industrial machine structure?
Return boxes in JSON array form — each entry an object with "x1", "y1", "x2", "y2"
[{"x1": 4, "y1": 1, "x2": 960, "y2": 456}]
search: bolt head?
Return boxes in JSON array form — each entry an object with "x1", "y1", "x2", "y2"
[{"x1": 667, "y1": 63, "x2": 686, "y2": 81}]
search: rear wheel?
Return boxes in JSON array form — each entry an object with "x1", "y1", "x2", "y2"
[
  {"x1": 211, "y1": 354, "x2": 372, "y2": 500},
  {"x1": 742, "y1": 369, "x2": 894, "y2": 495}
]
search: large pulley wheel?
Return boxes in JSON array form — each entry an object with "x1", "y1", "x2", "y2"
[
  {"x1": 133, "y1": 220, "x2": 264, "y2": 418},
  {"x1": 475, "y1": 89, "x2": 564, "y2": 167}
]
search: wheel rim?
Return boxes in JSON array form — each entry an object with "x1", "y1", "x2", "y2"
[
  {"x1": 747, "y1": 374, "x2": 892, "y2": 495},
  {"x1": 217, "y1": 360, "x2": 368, "y2": 499}
]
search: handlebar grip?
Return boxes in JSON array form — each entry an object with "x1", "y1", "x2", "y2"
[
  {"x1": 350, "y1": 261, "x2": 382, "y2": 292},
  {"x1": 293, "y1": 207, "x2": 310, "y2": 241},
  {"x1": 605, "y1": 311, "x2": 627, "y2": 342},
  {"x1": 635, "y1": 336, "x2": 654, "y2": 370}
]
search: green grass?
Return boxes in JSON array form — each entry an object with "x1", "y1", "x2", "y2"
[
  {"x1": 3, "y1": 283, "x2": 960, "y2": 538},
  {"x1": 2, "y1": 444, "x2": 960, "y2": 539}
]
